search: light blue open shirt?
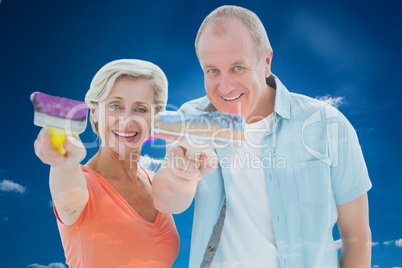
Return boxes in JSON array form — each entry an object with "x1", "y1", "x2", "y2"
[{"x1": 178, "y1": 75, "x2": 371, "y2": 268}]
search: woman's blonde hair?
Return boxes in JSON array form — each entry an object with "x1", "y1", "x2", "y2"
[{"x1": 85, "y1": 59, "x2": 168, "y2": 136}]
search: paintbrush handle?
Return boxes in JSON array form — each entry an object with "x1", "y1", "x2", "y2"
[{"x1": 45, "y1": 126, "x2": 67, "y2": 155}]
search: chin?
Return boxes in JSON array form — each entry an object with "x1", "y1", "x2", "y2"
[
  {"x1": 116, "y1": 145, "x2": 142, "y2": 159},
  {"x1": 217, "y1": 101, "x2": 247, "y2": 115},
  {"x1": 216, "y1": 105, "x2": 238, "y2": 114}
]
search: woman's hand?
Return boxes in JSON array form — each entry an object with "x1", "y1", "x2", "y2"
[
  {"x1": 166, "y1": 145, "x2": 217, "y2": 183},
  {"x1": 152, "y1": 145, "x2": 217, "y2": 214},
  {"x1": 34, "y1": 128, "x2": 86, "y2": 167}
]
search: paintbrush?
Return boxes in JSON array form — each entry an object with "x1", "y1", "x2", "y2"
[
  {"x1": 31, "y1": 92, "x2": 88, "y2": 155},
  {"x1": 152, "y1": 111, "x2": 245, "y2": 160}
]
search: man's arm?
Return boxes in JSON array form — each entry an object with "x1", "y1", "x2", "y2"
[
  {"x1": 337, "y1": 193, "x2": 371, "y2": 268},
  {"x1": 152, "y1": 146, "x2": 217, "y2": 214}
]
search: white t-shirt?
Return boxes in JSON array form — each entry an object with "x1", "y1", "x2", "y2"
[{"x1": 211, "y1": 114, "x2": 280, "y2": 268}]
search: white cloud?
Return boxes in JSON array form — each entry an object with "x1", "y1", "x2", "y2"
[
  {"x1": 139, "y1": 155, "x2": 163, "y2": 172},
  {"x1": 335, "y1": 239, "x2": 380, "y2": 249},
  {"x1": 334, "y1": 239, "x2": 342, "y2": 250},
  {"x1": 336, "y1": 239, "x2": 394, "y2": 248},
  {"x1": 315, "y1": 95, "x2": 344, "y2": 108},
  {"x1": 27, "y1": 263, "x2": 66, "y2": 268},
  {"x1": 0, "y1": 179, "x2": 26, "y2": 194}
]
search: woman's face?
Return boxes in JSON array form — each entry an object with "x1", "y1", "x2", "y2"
[{"x1": 92, "y1": 77, "x2": 155, "y2": 156}]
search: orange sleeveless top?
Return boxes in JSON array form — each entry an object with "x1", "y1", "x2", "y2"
[{"x1": 54, "y1": 165, "x2": 180, "y2": 268}]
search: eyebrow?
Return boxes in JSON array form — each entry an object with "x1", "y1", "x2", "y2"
[
  {"x1": 107, "y1": 96, "x2": 123, "y2": 101},
  {"x1": 232, "y1": 60, "x2": 246, "y2": 66},
  {"x1": 202, "y1": 64, "x2": 216, "y2": 70},
  {"x1": 202, "y1": 60, "x2": 247, "y2": 70},
  {"x1": 107, "y1": 97, "x2": 151, "y2": 105}
]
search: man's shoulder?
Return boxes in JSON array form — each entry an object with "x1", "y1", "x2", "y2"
[
  {"x1": 289, "y1": 92, "x2": 329, "y2": 108},
  {"x1": 287, "y1": 91, "x2": 353, "y2": 131},
  {"x1": 288, "y1": 91, "x2": 342, "y2": 115}
]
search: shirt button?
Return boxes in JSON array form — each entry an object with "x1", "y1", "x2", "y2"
[
  {"x1": 222, "y1": 204, "x2": 226, "y2": 210},
  {"x1": 208, "y1": 245, "x2": 214, "y2": 251}
]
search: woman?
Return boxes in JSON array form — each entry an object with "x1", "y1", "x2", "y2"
[{"x1": 34, "y1": 59, "x2": 180, "y2": 267}]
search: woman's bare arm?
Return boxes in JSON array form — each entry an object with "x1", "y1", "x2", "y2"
[{"x1": 34, "y1": 128, "x2": 88, "y2": 225}]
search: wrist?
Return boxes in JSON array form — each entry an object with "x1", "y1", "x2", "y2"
[
  {"x1": 168, "y1": 169, "x2": 199, "y2": 193},
  {"x1": 51, "y1": 163, "x2": 81, "y2": 173}
]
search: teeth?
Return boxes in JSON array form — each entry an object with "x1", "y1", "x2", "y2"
[
  {"x1": 222, "y1": 94, "x2": 242, "y2": 101},
  {"x1": 112, "y1": 130, "x2": 138, "y2": 138}
]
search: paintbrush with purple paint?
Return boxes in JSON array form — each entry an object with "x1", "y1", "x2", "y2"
[{"x1": 31, "y1": 92, "x2": 88, "y2": 155}]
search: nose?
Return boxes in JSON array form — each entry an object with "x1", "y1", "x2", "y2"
[
  {"x1": 118, "y1": 110, "x2": 137, "y2": 129},
  {"x1": 218, "y1": 73, "x2": 235, "y2": 95}
]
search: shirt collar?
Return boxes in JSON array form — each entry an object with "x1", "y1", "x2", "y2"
[
  {"x1": 196, "y1": 95, "x2": 216, "y2": 112},
  {"x1": 196, "y1": 73, "x2": 291, "y2": 120},
  {"x1": 272, "y1": 74, "x2": 291, "y2": 120}
]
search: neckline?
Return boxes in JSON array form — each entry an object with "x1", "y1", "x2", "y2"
[
  {"x1": 246, "y1": 113, "x2": 274, "y2": 127},
  {"x1": 83, "y1": 165, "x2": 162, "y2": 227}
]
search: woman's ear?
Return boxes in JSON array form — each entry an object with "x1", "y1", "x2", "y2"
[{"x1": 89, "y1": 103, "x2": 98, "y2": 123}]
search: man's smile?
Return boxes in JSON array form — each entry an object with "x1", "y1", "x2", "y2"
[{"x1": 222, "y1": 93, "x2": 244, "y2": 101}]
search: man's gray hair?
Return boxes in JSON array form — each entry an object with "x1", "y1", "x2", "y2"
[{"x1": 195, "y1": 5, "x2": 272, "y2": 60}]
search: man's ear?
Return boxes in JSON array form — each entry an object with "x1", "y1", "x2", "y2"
[{"x1": 265, "y1": 50, "x2": 273, "y2": 78}]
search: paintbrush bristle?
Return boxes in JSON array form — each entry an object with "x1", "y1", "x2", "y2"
[
  {"x1": 157, "y1": 111, "x2": 245, "y2": 130},
  {"x1": 31, "y1": 92, "x2": 87, "y2": 120},
  {"x1": 153, "y1": 111, "x2": 245, "y2": 143},
  {"x1": 31, "y1": 92, "x2": 88, "y2": 133}
]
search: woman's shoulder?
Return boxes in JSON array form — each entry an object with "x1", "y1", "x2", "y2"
[
  {"x1": 79, "y1": 165, "x2": 106, "y2": 188},
  {"x1": 80, "y1": 164, "x2": 97, "y2": 178}
]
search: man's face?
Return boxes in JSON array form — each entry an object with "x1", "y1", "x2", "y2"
[{"x1": 198, "y1": 20, "x2": 273, "y2": 123}]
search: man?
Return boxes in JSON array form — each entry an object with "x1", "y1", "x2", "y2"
[{"x1": 153, "y1": 5, "x2": 372, "y2": 268}]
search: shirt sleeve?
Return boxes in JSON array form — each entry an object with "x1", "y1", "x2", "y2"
[{"x1": 329, "y1": 112, "x2": 372, "y2": 205}]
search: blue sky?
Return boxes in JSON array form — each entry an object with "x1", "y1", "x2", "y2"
[{"x1": 0, "y1": 0, "x2": 401, "y2": 267}]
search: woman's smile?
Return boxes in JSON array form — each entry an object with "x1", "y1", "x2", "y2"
[{"x1": 112, "y1": 130, "x2": 140, "y2": 143}]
